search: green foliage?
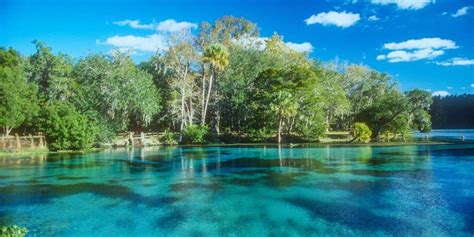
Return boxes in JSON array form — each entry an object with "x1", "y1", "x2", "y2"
[
  {"x1": 0, "y1": 225, "x2": 28, "y2": 237},
  {"x1": 203, "y1": 43, "x2": 229, "y2": 71},
  {"x1": 407, "y1": 89, "x2": 432, "y2": 132},
  {"x1": 356, "y1": 89, "x2": 409, "y2": 137},
  {"x1": 1, "y1": 16, "x2": 434, "y2": 146},
  {"x1": 39, "y1": 102, "x2": 98, "y2": 151},
  {"x1": 353, "y1": 122, "x2": 372, "y2": 143},
  {"x1": 73, "y1": 53, "x2": 161, "y2": 132},
  {"x1": 161, "y1": 129, "x2": 177, "y2": 145},
  {"x1": 182, "y1": 125, "x2": 210, "y2": 144},
  {"x1": 0, "y1": 48, "x2": 39, "y2": 135}
]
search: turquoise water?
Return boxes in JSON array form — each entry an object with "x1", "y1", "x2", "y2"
[
  {"x1": 1, "y1": 144, "x2": 474, "y2": 236},
  {"x1": 414, "y1": 129, "x2": 474, "y2": 141}
]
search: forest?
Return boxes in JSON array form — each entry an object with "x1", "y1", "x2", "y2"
[
  {"x1": 0, "y1": 16, "x2": 433, "y2": 150},
  {"x1": 431, "y1": 94, "x2": 474, "y2": 129}
]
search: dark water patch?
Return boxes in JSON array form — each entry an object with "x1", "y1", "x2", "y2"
[
  {"x1": 0, "y1": 210, "x2": 14, "y2": 226},
  {"x1": 56, "y1": 175, "x2": 89, "y2": 180},
  {"x1": 142, "y1": 183, "x2": 155, "y2": 187},
  {"x1": 346, "y1": 168, "x2": 427, "y2": 177},
  {"x1": 155, "y1": 208, "x2": 185, "y2": 231},
  {"x1": 170, "y1": 182, "x2": 221, "y2": 193},
  {"x1": 115, "y1": 217, "x2": 136, "y2": 231},
  {"x1": 264, "y1": 171, "x2": 307, "y2": 188},
  {"x1": 124, "y1": 161, "x2": 169, "y2": 173},
  {"x1": 286, "y1": 197, "x2": 416, "y2": 235},
  {"x1": 417, "y1": 148, "x2": 474, "y2": 157},
  {"x1": 0, "y1": 175, "x2": 11, "y2": 179},
  {"x1": 228, "y1": 177, "x2": 260, "y2": 186},
  {"x1": 377, "y1": 151, "x2": 413, "y2": 157},
  {"x1": 11, "y1": 178, "x2": 41, "y2": 185},
  {"x1": 0, "y1": 183, "x2": 140, "y2": 207},
  {"x1": 39, "y1": 175, "x2": 61, "y2": 179}
]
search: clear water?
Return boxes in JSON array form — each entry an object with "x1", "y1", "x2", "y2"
[
  {"x1": 414, "y1": 129, "x2": 474, "y2": 141},
  {"x1": 1, "y1": 144, "x2": 474, "y2": 236}
]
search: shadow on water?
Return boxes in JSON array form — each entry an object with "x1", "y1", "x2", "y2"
[
  {"x1": 286, "y1": 197, "x2": 416, "y2": 235},
  {"x1": 0, "y1": 182, "x2": 181, "y2": 209}
]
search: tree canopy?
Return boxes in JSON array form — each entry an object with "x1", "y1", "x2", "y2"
[{"x1": 0, "y1": 16, "x2": 436, "y2": 148}]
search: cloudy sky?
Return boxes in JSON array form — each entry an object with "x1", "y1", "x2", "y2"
[{"x1": 1, "y1": 0, "x2": 473, "y2": 95}]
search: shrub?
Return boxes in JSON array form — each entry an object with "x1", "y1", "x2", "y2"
[
  {"x1": 39, "y1": 102, "x2": 98, "y2": 151},
  {"x1": 353, "y1": 122, "x2": 372, "y2": 143},
  {"x1": 182, "y1": 125, "x2": 209, "y2": 144},
  {"x1": 161, "y1": 129, "x2": 177, "y2": 145},
  {"x1": 0, "y1": 225, "x2": 28, "y2": 237}
]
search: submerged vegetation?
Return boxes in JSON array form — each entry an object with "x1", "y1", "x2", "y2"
[
  {"x1": 0, "y1": 16, "x2": 433, "y2": 150},
  {"x1": 0, "y1": 225, "x2": 28, "y2": 237}
]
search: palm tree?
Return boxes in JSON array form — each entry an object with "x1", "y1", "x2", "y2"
[{"x1": 201, "y1": 43, "x2": 229, "y2": 126}]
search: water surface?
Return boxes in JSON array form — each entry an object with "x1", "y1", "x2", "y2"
[{"x1": 1, "y1": 144, "x2": 473, "y2": 236}]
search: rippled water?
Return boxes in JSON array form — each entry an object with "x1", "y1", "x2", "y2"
[{"x1": 1, "y1": 144, "x2": 474, "y2": 236}]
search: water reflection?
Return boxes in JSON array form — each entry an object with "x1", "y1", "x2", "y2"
[{"x1": 1, "y1": 144, "x2": 473, "y2": 236}]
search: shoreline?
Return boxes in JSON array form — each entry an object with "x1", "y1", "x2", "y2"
[{"x1": 0, "y1": 140, "x2": 461, "y2": 158}]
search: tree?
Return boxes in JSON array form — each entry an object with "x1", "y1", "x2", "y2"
[
  {"x1": 39, "y1": 102, "x2": 98, "y2": 151},
  {"x1": 352, "y1": 122, "x2": 372, "y2": 143},
  {"x1": 356, "y1": 89, "x2": 410, "y2": 138},
  {"x1": 341, "y1": 65, "x2": 394, "y2": 129},
  {"x1": 0, "y1": 48, "x2": 39, "y2": 136},
  {"x1": 165, "y1": 40, "x2": 199, "y2": 141},
  {"x1": 73, "y1": 52, "x2": 161, "y2": 134},
  {"x1": 27, "y1": 41, "x2": 75, "y2": 102},
  {"x1": 201, "y1": 43, "x2": 229, "y2": 130},
  {"x1": 407, "y1": 89, "x2": 432, "y2": 132},
  {"x1": 431, "y1": 94, "x2": 474, "y2": 129}
]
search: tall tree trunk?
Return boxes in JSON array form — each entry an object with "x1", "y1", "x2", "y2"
[
  {"x1": 179, "y1": 86, "x2": 185, "y2": 142},
  {"x1": 203, "y1": 72, "x2": 214, "y2": 125},
  {"x1": 278, "y1": 117, "x2": 283, "y2": 143},
  {"x1": 179, "y1": 67, "x2": 188, "y2": 142},
  {"x1": 201, "y1": 66, "x2": 206, "y2": 125}
]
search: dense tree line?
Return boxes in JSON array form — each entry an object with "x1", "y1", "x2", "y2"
[
  {"x1": 0, "y1": 16, "x2": 433, "y2": 150},
  {"x1": 431, "y1": 94, "x2": 474, "y2": 129}
]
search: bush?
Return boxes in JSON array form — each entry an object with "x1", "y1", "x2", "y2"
[
  {"x1": 0, "y1": 225, "x2": 28, "y2": 237},
  {"x1": 39, "y1": 102, "x2": 98, "y2": 151},
  {"x1": 353, "y1": 122, "x2": 372, "y2": 143},
  {"x1": 161, "y1": 129, "x2": 177, "y2": 145},
  {"x1": 182, "y1": 125, "x2": 209, "y2": 144}
]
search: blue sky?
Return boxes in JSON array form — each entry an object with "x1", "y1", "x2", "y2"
[{"x1": 1, "y1": 0, "x2": 473, "y2": 95}]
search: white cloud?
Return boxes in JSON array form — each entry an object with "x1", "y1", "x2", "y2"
[
  {"x1": 376, "y1": 55, "x2": 386, "y2": 60},
  {"x1": 432, "y1": 90, "x2": 450, "y2": 97},
  {"x1": 435, "y1": 58, "x2": 474, "y2": 66},
  {"x1": 383, "y1": 38, "x2": 457, "y2": 50},
  {"x1": 471, "y1": 83, "x2": 474, "y2": 88},
  {"x1": 442, "y1": 12, "x2": 448, "y2": 16},
  {"x1": 447, "y1": 86, "x2": 453, "y2": 89},
  {"x1": 105, "y1": 34, "x2": 167, "y2": 53},
  {"x1": 384, "y1": 49, "x2": 444, "y2": 62},
  {"x1": 156, "y1": 19, "x2": 197, "y2": 32},
  {"x1": 285, "y1": 42, "x2": 314, "y2": 53},
  {"x1": 305, "y1": 11, "x2": 360, "y2": 28},
  {"x1": 370, "y1": 0, "x2": 434, "y2": 10},
  {"x1": 112, "y1": 20, "x2": 155, "y2": 30},
  {"x1": 112, "y1": 19, "x2": 197, "y2": 32},
  {"x1": 368, "y1": 15, "x2": 380, "y2": 21},
  {"x1": 377, "y1": 38, "x2": 457, "y2": 63},
  {"x1": 452, "y1": 6, "x2": 473, "y2": 17}
]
